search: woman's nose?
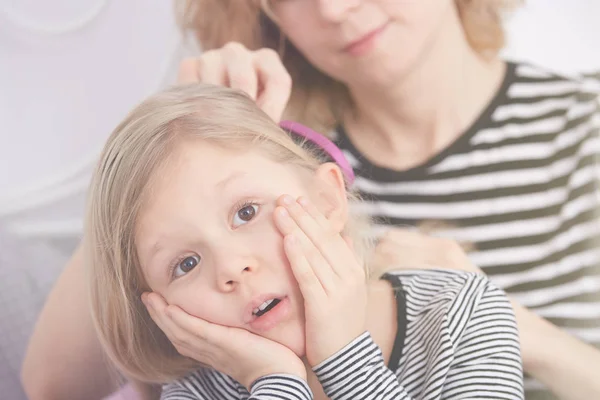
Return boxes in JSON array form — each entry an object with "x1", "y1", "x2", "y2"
[{"x1": 317, "y1": 0, "x2": 361, "y2": 23}]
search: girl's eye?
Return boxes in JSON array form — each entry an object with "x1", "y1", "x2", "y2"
[
  {"x1": 232, "y1": 204, "x2": 259, "y2": 228},
  {"x1": 173, "y1": 255, "x2": 200, "y2": 278}
]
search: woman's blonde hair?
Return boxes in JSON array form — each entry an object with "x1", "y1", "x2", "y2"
[
  {"x1": 175, "y1": 0, "x2": 522, "y2": 132},
  {"x1": 85, "y1": 83, "x2": 372, "y2": 383}
]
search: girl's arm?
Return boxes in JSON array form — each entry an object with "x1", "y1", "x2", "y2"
[
  {"x1": 21, "y1": 244, "x2": 156, "y2": 400},
  {"x1": 511, "y1": 300, "x2": 600, "y2": 400},
  {"x1": 314, "y1": 277, "x2": 524, "y2": 400},
  {"x1": 161, "y1": 375, "x2": 313, "y2": 400}
]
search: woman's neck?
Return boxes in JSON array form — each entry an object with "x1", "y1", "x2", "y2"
[{"x1": 343, "y1": 8, "x2": 506, "y2": 171}]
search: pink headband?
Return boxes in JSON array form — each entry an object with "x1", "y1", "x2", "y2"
[{"x1": 279, "y1": 120, "x2": 355, "y2": 185}]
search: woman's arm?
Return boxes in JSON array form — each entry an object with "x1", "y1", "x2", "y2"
[
  {"x1": 21, "y1": 244, "x2": 155, "y2": 400},
  {"x1": 511, "y1": 300, "x2": 600, "y2": 400}
]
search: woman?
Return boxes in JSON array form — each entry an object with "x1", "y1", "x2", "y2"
[{"x1": 22, "y1": 1, "x2": 600, "y2": 399}]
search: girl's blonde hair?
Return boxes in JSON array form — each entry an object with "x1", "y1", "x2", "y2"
[
  {"x1": 175, "y1": 0, "x2": 522, "y2": 132},
  {"x1": 85, "y1": 83, "x2": 372, "y2": 383}
]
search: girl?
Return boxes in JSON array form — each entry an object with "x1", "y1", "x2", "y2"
[{"x1": 85, "y1": 83, "x2": 523, "y2": 400}]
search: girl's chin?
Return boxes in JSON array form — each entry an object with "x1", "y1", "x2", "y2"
[
  {"x1": 288, "y1": 340, "x2": 306, "y2": 358},
  {"x1": 264, "y1": 332, "x2": 306, "y2": 358}
]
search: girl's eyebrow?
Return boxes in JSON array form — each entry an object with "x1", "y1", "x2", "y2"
[
  {"x1": 216, "y1": 171, "x2": 248, "y2": 191},
  {"x1": 143, "y1": 237, "x2": 169, "y2": 275}
]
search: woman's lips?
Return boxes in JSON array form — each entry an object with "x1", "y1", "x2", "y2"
[{"x1": 343, "y1": 22, "x2": 389, "y2": 57}]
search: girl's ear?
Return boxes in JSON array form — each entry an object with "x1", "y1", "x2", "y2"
[{"x1": 313, "y1": 162, "x2": 348, "y2": 233}]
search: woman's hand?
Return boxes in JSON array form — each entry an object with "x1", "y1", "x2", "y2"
[
  {"x1": 371, "y1": 228, "x2": 482, "y2": 275},
  {"x1": 177, "y1": 42, "x2": 292, "y2": 122},
  {"x1": 142, "y1": 293, "x2": 306, "y2": 389},
  {"x1": 274, "y1": 195, "x2": 368, "y2": 366}
]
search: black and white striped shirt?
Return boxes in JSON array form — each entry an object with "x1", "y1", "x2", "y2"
[
  {"x1": 161, "y1": 270, "x2": 524, "y2": 400},
  {"x1": 333, "y1": 61, "x2": 600, "y2": 398}
]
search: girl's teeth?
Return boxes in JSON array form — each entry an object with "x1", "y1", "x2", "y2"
[
  {"x1": 253, "y1": 299, "x2": 276, "y2": 315},
  {"x1": 259, "y1": 299, "x2": 274, "y2": 310}
]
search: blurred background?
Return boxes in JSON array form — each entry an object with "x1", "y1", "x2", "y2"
[{"x1": 0, "y1": 0, "x2": 599, "y2": 398}]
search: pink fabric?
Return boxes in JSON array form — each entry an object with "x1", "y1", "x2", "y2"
[
  {"x1": 104, "y1": 383, "x2": 141, "y2": 400},
  {"x1": 279, "y1": 120, "x2": 355, "y2": 185}
]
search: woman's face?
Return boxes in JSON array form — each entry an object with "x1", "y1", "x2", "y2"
[
  {"x1": 135, "y1": 140, "x2": 336, "y2": 357},
  {"x1": 270, "y1": 0, "x2": 455, "y2": 87}
]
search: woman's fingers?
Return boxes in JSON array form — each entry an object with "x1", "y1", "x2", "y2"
[
  {"x1": 223, "y1": 43, "x2": 259, "y2": 99},
  {"x1": 175, "y1": 43, "x2": 291, "y2": 122},
  {"x1": 374, "y1": 228, "x2": 481, "y2": 273},
  {"x1": 177, "y1": 58, "x2": 200, "y2": 84},
  {"x1": 254, "y1": 48, "x2": 292, "y2": 122},
  {"x1": 196, "y1": 51, "x2": 226, "y2": 86}
]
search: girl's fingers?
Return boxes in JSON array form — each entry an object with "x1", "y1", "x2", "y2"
[
  {"x1": 275, "y1": 207, "x2": 336, "y2": 291},
  {"x1": 343, "y1": 235, "x2": 354, "y2": 251},
  {"x1": 284, "y1": 234, "x2": 327, "y2": 303},
  {"x1": 143, "y1": 293, "x2": 178, "y2": 342},
  {"x1": 164, "y1": 304, "x2": 218, "y2": 343},
  {"x1": 278, "y1": 195, "x2": 359, "y2": 277},
  {"x1": 296, "y1": 196, "x2": 329, "y2": 228}
]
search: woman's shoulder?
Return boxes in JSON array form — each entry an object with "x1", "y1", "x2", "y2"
[
  {"x1": 161, "y1": 367, "x2": 245, "y2": 399},
  {"x1": 482, "y1": 60, "x2": 599, "y2": 151},
  {"x1": 507, "y1": 61, "x2": 600, "y2": 108},
  {"x1": 509, "y1": 61, "x2": 600, "y2": 89}
]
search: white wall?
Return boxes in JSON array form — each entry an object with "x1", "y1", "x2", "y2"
[
  {"x1": 502, "y1": 0, "x2": 600, "y2": 75},
  {"x1": 0, "y1": 1, "x2": 598, "y2": 398},
  {"x1": 0, "y1": 1, "x2": 185, "y2": 398}
]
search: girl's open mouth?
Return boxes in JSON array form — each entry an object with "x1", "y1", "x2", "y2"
[{"x1": 253, "y1": 298, "x2": 282, "y2": 317}]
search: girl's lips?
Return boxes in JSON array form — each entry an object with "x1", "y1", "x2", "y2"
[
  {"x1": 248, "y1": 296, "x2": 291, "y2": 333},
  {"x1": 243, "y1": 292, "x2": 287, "y2": 323}
]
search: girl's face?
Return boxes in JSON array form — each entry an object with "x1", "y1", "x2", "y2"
[
  {"x1": 270, "y1": 0, "x2": 456, "y2": 88},
  {"x1": 135, "y1": 140, "x2": 343, "y2": 357}
]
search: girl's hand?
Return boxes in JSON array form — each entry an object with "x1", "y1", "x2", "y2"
[
  {"x1": 142, "y1": 293, "x2": 306, "y2": 389},
  {"x1": 371, "y1": 228, "x2": 482, "y2": 275},
  {"x1": 274, "y1": 195, "x2": 368, "y2": 366},
  {"x1": 177, "y1": 42, "x2": 292, "y2": 122}
]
